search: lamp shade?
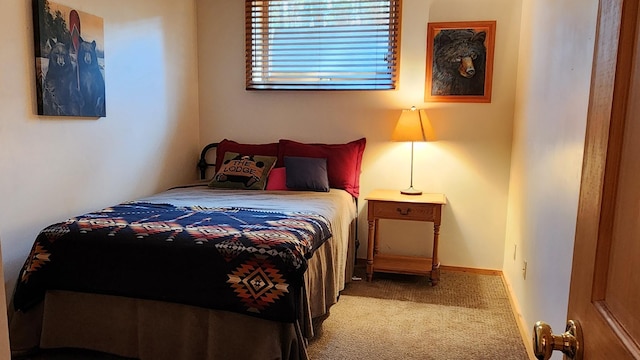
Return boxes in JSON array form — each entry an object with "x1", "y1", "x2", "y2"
[{"x1": 391, "y1": 107, "x2": 436, "y2": 142}]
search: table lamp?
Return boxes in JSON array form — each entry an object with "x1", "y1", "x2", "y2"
[{"x1": 391, "y1": 106, "x2": 436, "y2": 195}]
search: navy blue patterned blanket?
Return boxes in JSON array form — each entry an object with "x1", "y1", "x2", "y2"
[{"x1": 13, "y1": 202, "x2": 332, "y2": 322}]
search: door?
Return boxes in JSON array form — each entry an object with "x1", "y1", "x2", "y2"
[
  {"x1": 0, "y1": 240, "x2": 10, "y2": 358},
  {"x1": 533, "y1": 0, "x2": 640, "y2": 359}
]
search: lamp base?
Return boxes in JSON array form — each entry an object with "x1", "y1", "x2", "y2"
[{"x1": 400, "y1": 187, "x2": 422, "y2": 195}]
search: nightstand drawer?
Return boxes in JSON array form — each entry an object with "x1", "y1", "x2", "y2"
[{"x1": 371, "y1": 201, "x2": 435, "y2": 221}]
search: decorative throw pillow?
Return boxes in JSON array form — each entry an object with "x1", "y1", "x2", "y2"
[
  {"x1": 278, "y1": 138, "x2": 366, "y2": 197},
  {"x1": 284, "y1": 156, "x2": 330, "y2": 192},
  {"x1": 215, "y1": 139, "x2": 280, "y2": 173},
  {"x1": 266, "y1": 167, "x2": 288, "y2": 190},
  {"x1": 208, "y1": 152, "x2": 277, "y2": 190}
]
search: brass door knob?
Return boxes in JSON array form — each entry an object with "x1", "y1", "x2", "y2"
[{"x1": 533, "y1": 320, "x2": 582, "y2": 360}]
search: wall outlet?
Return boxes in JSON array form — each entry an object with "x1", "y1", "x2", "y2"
[{"x1": 522, "y1": 260, "x2": 528, "y2": 280}]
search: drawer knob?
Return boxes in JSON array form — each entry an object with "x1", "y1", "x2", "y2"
[{"x1": 396, "y1": 207, "x2": 411, "y2": 216}]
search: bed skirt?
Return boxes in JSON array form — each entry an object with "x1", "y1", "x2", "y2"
[{"x1": 11, "y1": 291, "x2": 307, "y2": 360}]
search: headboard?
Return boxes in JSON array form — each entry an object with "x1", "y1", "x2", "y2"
[{"x1": 197, "y1": 143, "x2": 218, "y2": 180}]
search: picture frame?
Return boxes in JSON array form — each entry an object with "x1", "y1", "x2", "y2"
[
  {"x1": 32, "y1": 0, "x2": 106, "y2": 117},
  {"x1": 424, "y1": 21, "x2": 496, "y2": 103}
]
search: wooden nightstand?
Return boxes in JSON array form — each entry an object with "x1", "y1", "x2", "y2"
[{"x1": 365, "y1": 189, "x2": 446, "y2": 285}]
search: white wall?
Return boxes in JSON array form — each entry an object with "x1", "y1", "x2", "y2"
[
  {"x1": 196, "y1": 0, "x2": 522, "y2": 271},
  {"x1": 0, "y1": 0, "x2": 200, "y2": 304},
  {"x1": 503, "y1": 0, "x2": 598, "y2": 355}
]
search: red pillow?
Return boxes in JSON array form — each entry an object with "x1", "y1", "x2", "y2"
[
  {"x1": 215, "y1": 139, "x2": 279, "y2": 172},
  {"x1": 265, "y1": 167, "x2": 288, "y2": 190},
  {"x1": 278, "y1": 138, "x2": 366, "y2": 197}
]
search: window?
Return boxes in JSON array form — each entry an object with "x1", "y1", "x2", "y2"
[{"x1": 245, "y1": 0, "x2": 401, "y2": 90}]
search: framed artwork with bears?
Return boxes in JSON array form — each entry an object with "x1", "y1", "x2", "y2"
[
  {"x1": 425, "y1": 21, "x2": 496, "y2": 103},
  {"x1": 32, "y1": 0, "x2": 106, "y2": 117}
]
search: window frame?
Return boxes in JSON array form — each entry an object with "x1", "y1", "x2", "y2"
[{"x1": 245, "y1": 0, "x2": 402, "y2": 91}]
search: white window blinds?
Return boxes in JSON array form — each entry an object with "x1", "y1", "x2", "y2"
[{"x1": 246, "y1": 0, "x2": 402, "y2": 90}]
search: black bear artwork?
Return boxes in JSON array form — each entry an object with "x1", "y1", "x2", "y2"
[
  {"x1": 77, "y1": 37, "x2": 106, "y2": 117},
  {"x1": 33, "y1": 1, "x2": 106, "y2": 117},
  {"x1": 431, "y1": 29, "x2": 487, "y2": 96},
  {"x1": 39, "y1": 37, "x2": 106, "y2": 117},
  {"x1": 42, "y1": 40, "x2": 82, "y2": 116}
]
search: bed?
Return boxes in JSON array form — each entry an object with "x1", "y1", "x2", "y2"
[{"x1": 9, "y1": 138, "x2": 366, "y2": 360}]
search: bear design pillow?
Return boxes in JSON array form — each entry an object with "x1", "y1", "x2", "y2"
[{"x1": 208, "y1": 152, "x2": 277, "y2": 190}]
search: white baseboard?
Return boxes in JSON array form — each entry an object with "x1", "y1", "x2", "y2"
[{"x1": 501, "y1": 273, "x2": 536, "y2": 360}]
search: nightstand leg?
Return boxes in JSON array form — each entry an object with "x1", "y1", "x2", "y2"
[
  {"x1": 431, "y1": 223, "x2": 441, "y2": 286},
  {"x1": 373, "y1": 219, "x2": 380, "y2": 256},
  {"x1": 366, "y1": 219, "x2": 375, "y2": 281},
  {"x1": 431, "y1": 264, "x2": 441, "y2": 285}
]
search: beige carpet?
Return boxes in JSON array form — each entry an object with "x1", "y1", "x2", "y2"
[
  {"x1": 15, "y1": 269, "x2": 528, "y2": 360},
  {"x1": 308, "y1": 269, "x2": 529, "y2": 360}
]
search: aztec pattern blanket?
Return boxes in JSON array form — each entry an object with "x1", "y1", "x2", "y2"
[{"x1": 13, "y1": 201, "x2": 332, "y2": 322}]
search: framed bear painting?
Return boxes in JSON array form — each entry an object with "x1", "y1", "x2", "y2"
[
  {"x1": 425, "y1": 21, "x2": 496, "y2": 103},
  {"x1": 32, "y1": 0, "x2": 106, "y2": 117}
]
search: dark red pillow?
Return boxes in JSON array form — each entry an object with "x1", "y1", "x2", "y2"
[
  {"x1": 278, "y1": 138, "x2": 366, "y2": 197},
  {"x1": 215, "y1": 139, "x2": 279, "y2": 172}
]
